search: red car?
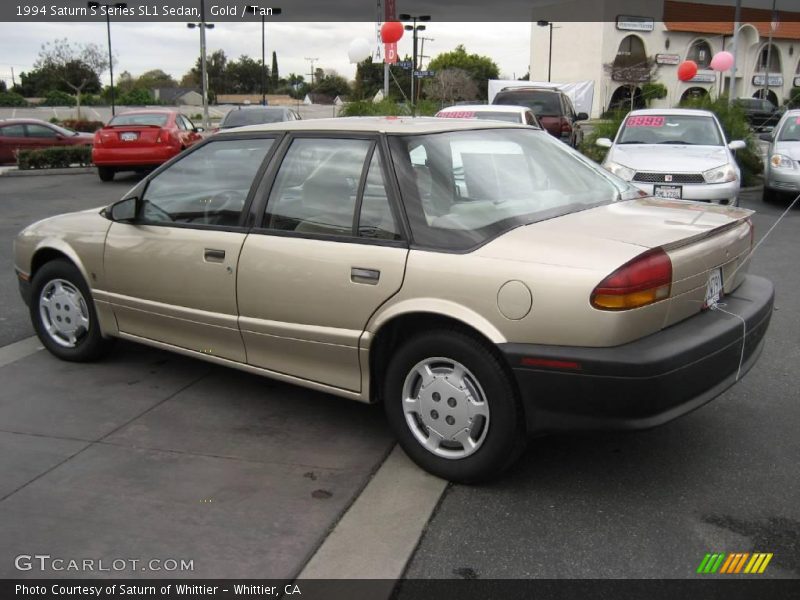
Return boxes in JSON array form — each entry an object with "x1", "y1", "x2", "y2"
[
  {"x1": 92, "y1": 110, "x2": 203, "y2": 181},
  {"x1": 0, "y1": 119, "x2": 94, "y2": 164}
]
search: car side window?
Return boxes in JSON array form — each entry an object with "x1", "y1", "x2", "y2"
[
  {"x1": 264, "y1": 138, "x2": 372, "y2": 237},
  {"x1": 358, "y1": 150, "x2": 400, "y2": 240},
  {"x1": 1, "y1": 124, "x2": 25, "y2": 137},
  {"x1": 26, "y1": 124, "x2": 58, "y2": 138},
  {"x1": 176, "y1": 116, "x2": 187, "y2": 131},
  {"x1": 525, "y1": 111, "x2": 537, "y2": 126},
  {"x1": 141, "y1": 138, "x2": 274, "y2": 228}
]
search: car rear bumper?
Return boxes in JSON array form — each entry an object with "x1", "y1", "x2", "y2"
[
  {"x1": 500, "y1": 274, "x2": 774, "y2": 434},
  {"x1": 92, "y1": 145, "x2": 180, "y2": 166},
  {"x1": 632, "y1": 180, "x2": 740, "y2": 205}
]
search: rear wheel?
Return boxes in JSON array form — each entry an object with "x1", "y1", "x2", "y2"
[
  {"x1": 30, "y1": 259, "x2": 113, "y2": 362},
  {"x1": 383, "y1": 329, "x2": 526, "y2": 483},
  {"x1": 97, "y1": 167, "x2": 115, "y2": 182}
]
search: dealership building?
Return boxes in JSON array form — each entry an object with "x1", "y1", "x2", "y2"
[{"x1": 529, "y1": 0, "x2": 800, "y2": 117}]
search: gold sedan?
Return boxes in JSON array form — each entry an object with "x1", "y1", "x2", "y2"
[{"x1": 14, "y1": 118, "x2": 774, "y2": 482}]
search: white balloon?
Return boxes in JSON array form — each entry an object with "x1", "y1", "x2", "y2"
[{"x1": 348, "y1": 38, "x2": 373, "y2": 64}]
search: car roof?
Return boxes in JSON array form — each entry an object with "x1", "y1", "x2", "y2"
[
  {"x1": 0, "y1": 118, "x2": 53, "y2": 125},
  {"x1": 113, "y1": 109, "x2": 178, "y2": 115},
  {"x1": 498, "y1": 87, "x2": 560, "y2": 94},
  {"x1": 627, "y1": 108, "x2": 715, "y2": 117},
  {"x1": 230, "y1": 106, "x2": 289, "y2": 111},
  {"x1": 437, "y1": 104, "x2": 528, "y2": 113},
  {"x1": 230, "y1": 116, "x2": 527, "y2": 134}
]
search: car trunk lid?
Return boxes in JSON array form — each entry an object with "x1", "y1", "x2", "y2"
[{"x1": 98, "y1": 125, "x2": 163, "y2": 148}]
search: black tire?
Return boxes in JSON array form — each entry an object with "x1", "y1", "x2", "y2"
[
  {"x1": 762, "y1": 186, "x2": 777, "y2": 203},
  {"x1": 383, "y1": 329, "x2": 526, "y2": 483},
  {"x1": 29, "y1": 259, "x2": 114, "y2": 362},
  {"x1": 97, "y1": 167, "x2": 115, "y2": 182}
]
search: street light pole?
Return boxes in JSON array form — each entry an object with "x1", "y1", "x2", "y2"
[
  {"x1": 88, "y1": 2, "x2": 127, "y2": 117},
  {"x1": 537, "y1": 20, "x2": 554, "y2": 82},
  {"x1": 400, "y1": 13, "x2": 430, "y2": 117},
  {"x1": 187, "y1": 0, "x2": 214, "y2": 130},
  {"x1": 247, "y1": 7, "x2": 282, "y2": 106}
]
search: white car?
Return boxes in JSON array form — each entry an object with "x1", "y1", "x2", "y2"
[
  {"x1": 436, "y1": 104, "x2": 540, "y2": 128},
  {"x1": 597, "y1": 108, "x2": 745, "y2": 206},
  {"x1": 760, "y1": 109, "x2": 800, "y2": 202}
]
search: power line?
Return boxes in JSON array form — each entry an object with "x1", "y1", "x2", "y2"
[{"x1": 304, "y1": 57, "x2": 319, "y2": 86}]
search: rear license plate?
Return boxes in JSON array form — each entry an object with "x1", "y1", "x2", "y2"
[
  {"x1": 704, "y1": 268, "x2": 724, "y2": 309},
  {"x1": 653, "y1": 184, "x2": 682, "y2": 199},
  {"x1": 119, "y1": 132, "x2": 138, "y2": 141}
]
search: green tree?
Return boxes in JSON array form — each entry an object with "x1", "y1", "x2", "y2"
[
  {"x1": 312, "y1": 72, "x2": 350, "y2": 98},
  {"x1": 135, "y1": 69, "x2": 178, "y2": 91},
  {"x1": 227, "y1": 55, "x2": 262, "y2": 93},
  {"x1": 427, "y1": 45, "x2": 499, "y2": 101},
  {"x1": 0, "y1": 80, "x2": 6, "y2": 92},
  {"x1": 35, "y1": 38, "x2": 108, "y2": 118},
  {"x1": 189, "y1": 49, "x2": 229, "y2": 96}
]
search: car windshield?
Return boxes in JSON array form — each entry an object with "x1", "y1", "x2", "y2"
[
  {"x1": 390, "y1": 128, "x2": 637, "y2": 251},
  {"x1": 108, "y1": 114, "x2": 169, "y2": 127},
  {"x1": 222, "y1": 109, "x2": 286, "y2": 127},
  {"x1": 494, "y1": 91, "x2": 560, "y2": 116},
  {"x1": 437, "y1": 110, "x2": 522, "y2": 124},
  {"x1": 777, "y1": 117, "x2": 800, "y2": 141},
  {"x1": 617, "y1": 114, "x2": 723, "y2": 146}
]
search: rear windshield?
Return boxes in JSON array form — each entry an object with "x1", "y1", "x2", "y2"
[
  {"x1": 436, "y1": 110, "x2": 522, "y2": 123},
  {"x1": 494, "y1": 91, "x2": 560, "y2": 116},
  {"x1": 616, "y1": 114, "x2": 723, "y2": 146},
  {"x1": 108, "y1": 114, "x2": 169, "y2": 127},
  {"x1": 389, "y1": 128, "x2": 636, "y2": 251},
  {"x1": 222, "y1": 109, "x2": 286, "y2": 128}
]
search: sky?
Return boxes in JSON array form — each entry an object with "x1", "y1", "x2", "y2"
[{"x1": 0, "y1": 21, "x2": 532, "y2": 89}]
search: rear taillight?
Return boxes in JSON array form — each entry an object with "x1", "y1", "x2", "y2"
[
  {"x1": 591, "y1": 248, "x2": 672, "y2": 311},
  {"x1": 156, "y1": 129, "x2": 173, "y2": 145},
  {"x1": 93, "y1": 131, "x2": 102, "y2": 145}
]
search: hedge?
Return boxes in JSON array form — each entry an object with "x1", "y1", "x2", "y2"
[
  {"x1": 58, "y1": 118, "x2": 105, "y2": 132},
  {"x1": 17, "y1": 146, "x2": 93, "y2": 170},
  {"x1": 0, "y1": 92, "x2": 28, "y2": 107}
]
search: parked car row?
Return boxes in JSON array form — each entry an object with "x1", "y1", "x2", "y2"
[
  {"x1": 14, "y1": 117, "x2": 774, "y2": 482},
  {"x1": 760, "y1": 109, "x2": 800, "y2": 202},
  {"x1": 0, "y1": 119, "x2": 93, "y2": 163}
]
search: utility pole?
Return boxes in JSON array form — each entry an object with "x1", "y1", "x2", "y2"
[
  {"x1": 729, "y1": 0, "x2": 741, "y2": 104},
  {"x1": 417, "y1": 36, "x2": 433, "y2": 104},
  {"x1": 400, "y1": 13, "x2": 430, "y2": 117},
  {"x1": 305, "y1": 57, "x2": 318, "y2": 86},
  {"x1": 187, "y1": 0, "x2": 215, "y2": 129},
  {"x1": 10, "y1": 66, "x2": 15, "y2": 88}
]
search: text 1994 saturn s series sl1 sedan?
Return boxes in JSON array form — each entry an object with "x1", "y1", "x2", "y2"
[{"x1": 14, "y1": 117, "x2": 774, "y2": 482}]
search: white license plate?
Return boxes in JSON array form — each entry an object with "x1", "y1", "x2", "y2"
[
  {"x1": 704, "y1": 268, "x2": 724, "y2": 309},
  {"x1": 654, "y1": 184, "x2": 682, "y2": 199},
  {"x1": 119, "y1": 132, "x2": 138, "y2": 141}
]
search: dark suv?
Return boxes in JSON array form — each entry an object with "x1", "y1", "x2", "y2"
[
  {"x1": 733, "y1": 98, "x2": 784, "y2": 131},
  {"x1": 492, "y1": 87, "x2": 588, "y2": 147}
]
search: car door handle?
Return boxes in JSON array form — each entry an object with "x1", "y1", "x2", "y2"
[
  {"x1": 204, "y1": 248, "x2": 226, "y2": 263},
  {"x1": 351, "y1": 267, "x2": 380, "y2": 285}
]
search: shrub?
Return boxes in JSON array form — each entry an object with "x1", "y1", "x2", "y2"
[
  {"x1": 17, "y1": 146, "x2": 92, "y2": 170},
  {"x1": 338, "y1": 98, "x2": 439, "y2": 117},
  {"x1": 60, "y1": 119, "x2": 104, "y2": 132},
  {"x1": 0, "y1": 91, "x2": 28, "y2": 107},
  {"x1": 118, "y1": 88, "x2": 153, "y2": 106},
  {"x1": 578, "y1": 109, "x2": 627, "y2": 163},
  {"x1": 80, "y1": 94, "x2": 106, "y2": 106},
  {"x1": 41, "y1": 90, "x2": 76, "y2": 106},
  {"x1": 679, "y1": 95, "x2": 763, "y2": 185},
  {"x1": 787, "y1": 87, "x2": 800, "y2": 109},
  {"x1": 641, "y1": 82, "x2": 667, "y2": 106}
]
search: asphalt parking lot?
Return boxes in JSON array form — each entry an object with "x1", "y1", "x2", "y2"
[{"x1": 0, "y1": 172, "x2": 798, "y2": 582}]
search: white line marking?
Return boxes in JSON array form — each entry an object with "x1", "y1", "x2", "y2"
[
  {"x1": 0, "y1": 336, "x2": 43, "y2": 369},
  {"x1": 298, "y1": 445, "x2": 447, "y2": 581}
]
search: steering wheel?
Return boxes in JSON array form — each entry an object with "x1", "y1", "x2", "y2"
[{"x1": 204, "y1": 190, "x2": 245, "y2": 224}]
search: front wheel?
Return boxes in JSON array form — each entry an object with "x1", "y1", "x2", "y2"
[
  {"x1": 383, "y1": 329, "x2": 526, "y2": 483},
  {"x1": 30, "y1": 259, "x2": 113, "y2": 362},
  {"x1": 762, "y1": 186, "x2": 777, "y2": 203}
]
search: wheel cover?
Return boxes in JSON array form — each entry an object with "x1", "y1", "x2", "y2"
[
  {"x1": 38, "y1": 278, "x2": 90, "y2": 348},
  {"x1": 401, "y1": 357, "x2": 490, "y2": 460}
]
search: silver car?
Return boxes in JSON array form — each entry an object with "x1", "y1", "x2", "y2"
[
  {"x1": 597, "y1": 108, "x2": 745, "y2": 206},
  {"x1": 761, "y1": 109, "x2": 800, "y2": 202}
]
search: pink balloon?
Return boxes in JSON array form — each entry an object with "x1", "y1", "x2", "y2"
[{"x1": 710, "y1": 51, "x2": 734, "y2": 72}]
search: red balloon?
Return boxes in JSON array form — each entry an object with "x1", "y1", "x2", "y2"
[
  {"x1": 677, "y1": 60, "x2": 698, "y2": 82},
  {"x1": 381, "y1": 21, "x2": 404, "y2": 44}
]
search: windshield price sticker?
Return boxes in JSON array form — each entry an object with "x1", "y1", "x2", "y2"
[
  {"x1": 440, "y1": 111, "x2": 476, "y2": 119},
  {"x1": 627, "y1": 116, "x2": 666, "y2": 128},
  {"x1": 796, "y1": 117, "x2": 800, "y2": 124}
]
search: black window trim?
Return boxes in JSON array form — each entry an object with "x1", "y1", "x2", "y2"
[
  {"x1": 247, "y1": 130, "x2": 410, "y2": 248},
  {"x1": 125, "y1": 131, "x2": 282, "y2": 233}
]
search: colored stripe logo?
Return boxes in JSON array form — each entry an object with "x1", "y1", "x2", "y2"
[{"x1": 697, "y1": 552, "x2": 773, "y2": 574}]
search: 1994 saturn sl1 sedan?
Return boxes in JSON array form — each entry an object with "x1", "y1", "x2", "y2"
[{"x1": 14, "y1": 117, "x2": 774, "y2": 482}]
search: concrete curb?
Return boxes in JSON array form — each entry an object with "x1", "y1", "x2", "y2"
[{"x1": 0, "y1": 167, "x2": 95, "y2": 177}]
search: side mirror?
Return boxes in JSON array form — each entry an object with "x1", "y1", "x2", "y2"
[
  {"x1": 596, "y1": 137, "x2": 613, "y2": 148},
  {"x1": 108, "y1": 197, "x2": 139, "y2": 223},
  {"x1": 757, "y1": 132, "x2": 773, "y2": 142},
  {"x1": 194, "y1": 127, "x2": 205, "y2": 133},
  {"x1": 576, "y1": 112, "x2": 589, "y2": 121},
  {"x1": 728, "y1": 140, "x2": 747, "y2": 151}
]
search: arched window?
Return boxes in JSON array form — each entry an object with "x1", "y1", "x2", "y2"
[
  {"x1": 756, "y1": 44, "x2": 781, "y2": 73},
  {"x1": 680, "y1": 87, "x2": 709, "y2": 104},
  {"x1": 614, "y1": 35, "x2": 647, "y2": 70},
  {"x1": 686, "y1": 40, "x2": 713, "y2": 69}
]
